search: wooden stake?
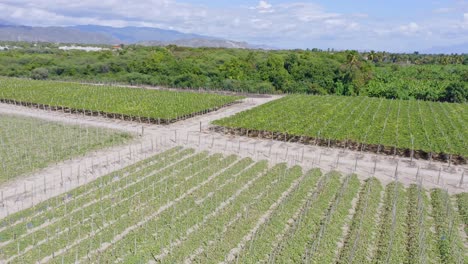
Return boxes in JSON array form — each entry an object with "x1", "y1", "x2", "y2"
[
  {"x1": 437, "y1": 167, "x2": 442, "y2": 185},
  {"x1": 459, "y1": 171, "x2": 465, "y2": 187}
]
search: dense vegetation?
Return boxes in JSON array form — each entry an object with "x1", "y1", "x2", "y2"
[
  {"x1": 0, "y1": 42, "x2": 466, "y2": 102},
  {"x1": 0, "y1": 114, "x2": 131, "y2": 182},
  {"x1": 0, "y1": 77, "x2": 242, "y2": 122},
  {"x1": 1, "y1": 147, "x2": 465, "y2": 263},
  {"x1": 213, "y1": 95, "x2": 468, "y2": 162}
]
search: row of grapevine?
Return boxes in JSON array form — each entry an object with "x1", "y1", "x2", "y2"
[
  {"x1": 337, "y1": 177, "x2": 383, "y2": 263},
  {"x1": 430, "y1": 189, "x2": 467, "y2": 263},
  {"x1": 406, "y1": 184, "x2": 440, "y2": 264},
  {"x1": 270, "y1": 172, "x2": 343, "y2": 262},
  {"x1": 213, "y1": 94, "x2": 468, "y2": 162},
  {"x1": 455, "y1": 193, "x2": 468, "y2": 236},
  {"x1": 0, "y1": 77, "x2": 242, "y2": 123},
  {"x1": 0, "y1": 114, "x2": 131, "y2": 182},
  {"x1": 0, "y1": 147, "x2": 466, "y2": 263},
  {"x1": 373, "y1": 182, "x2": 408, "y2": 263},
  {"x1": 164, "y1": 165, "x2": 303, "y2": 263},
  {"x1": 304, "y1": 174, "x2": 361, "y2": 263},
  {"x1": 4, "y1": 149, "x2": 216, "y2": 262},
  {"x1": 228, "y1": 169, "x2": 323, "y2": 263},
  {"x1": 95, "y1": 159, "x2": 272, "y2": 263}
]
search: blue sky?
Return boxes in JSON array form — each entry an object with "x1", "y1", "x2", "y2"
[{"x1": 1, "y1": 0, "x2": 467, "y2": 52}]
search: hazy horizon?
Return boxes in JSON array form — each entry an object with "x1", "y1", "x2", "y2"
[{"x1": 1, "y1": 0, "x2": 467, "y2": 52}]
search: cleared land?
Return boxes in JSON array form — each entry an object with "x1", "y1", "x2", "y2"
[
  {"x1": 213, "y1": 95, "x2": 468, "y2": 163},
  {"x1": 0, "y1": 114, "x2": 131, "y2": 183},
  {"x1": 0, "y1": 77, "x2": 243, "y2": 123},
  {"x1": 0, "y1": 147, "x2": 465, "y2": 263}
]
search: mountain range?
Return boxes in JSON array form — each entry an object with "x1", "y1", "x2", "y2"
[
  {"x1": 422, "y1": 43, "x2": 468, "y2": 54},
  {"x1": 0, "y1": 22, "x2": 263, "y2": 49}
]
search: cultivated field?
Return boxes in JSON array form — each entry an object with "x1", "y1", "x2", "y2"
[
  {"x1": 1, "y1": 147, "x2": 466, "y2": 263},
  {"x1": 0, "y1": 77, "x2": 243, "y2": 123},
  {"x1": 213, "y1": 95, "x2": 468, "y2": 163},
  {"x1": 0, "y1": 114, "x2": 131, "y2": 183}
]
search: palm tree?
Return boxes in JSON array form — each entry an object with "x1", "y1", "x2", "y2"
[{"x1": 346, "y1": 50, "x2": 359, "y2": 66}]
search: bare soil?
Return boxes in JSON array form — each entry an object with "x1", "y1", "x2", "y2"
[
  {"x1": 0, "y1": 95, "x2": 466, "y2": 218},
  {"x1": 210, "y1": 126, "x2": 467, "y2": 165}
]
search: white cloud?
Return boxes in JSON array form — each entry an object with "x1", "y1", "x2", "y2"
[
  {"x1": 281, "y1": 3, "x2": 339, "y2": 22},
  {"x1": 463, "y1": 13, "x2": 468, "y2": 28},
  {"x1": 351, "y1": 13, "x2": 369, "y2": 18},
  {"x1": 257, "y1": 1, "x2": 272, "y2": 10},
  {"x1": 398, "y1": 22, "x2": 421, "y2": 35},
  {"x1": 251, "y1": 1, "x2": 274, "y2": 13},
  {"x1": 0, "y1": 0, "x2": 467, "y2": 51}
]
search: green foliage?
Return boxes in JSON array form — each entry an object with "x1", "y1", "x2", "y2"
[
  {"x1": 430, "y1": 189, "x2": 467, "y2": 263},
  {"x1": 0, "y1": 114, "x2": 131, "y2": 182},
  {"x1": 30, "y1": 67, "x2": 48, "y2": 80},
  {"x1": 1, "y1": 147, "x2": 466, "y2": 263},
  {"x1": 213, "y1": 95, "x2": 468, "y2": 158},
  {"x1": 455, "y1": 193, "x2": 468, "y2": 236},
  {"x1": 1, "y1": 42, "x2": 465, "y2": 101},
  {"x1": 442, "y1": 82, "x2": 468, "y2": 103},
  {"x1": 0, "y1": 77, "x2": 242, "y2": 120},
  {"x1": 373, "y1": 182, "x2": 408, "y2": 264},
  {"x1": 405, "y1": 184, "x2": 440, "y2": 264},
  {"x1": 337, "y1": 178, "x2": 383, "y2": 264}
]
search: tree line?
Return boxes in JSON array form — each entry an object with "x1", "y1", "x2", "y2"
[{"x1": 0, "y1": 42, "x2": 466, "y2": 103}]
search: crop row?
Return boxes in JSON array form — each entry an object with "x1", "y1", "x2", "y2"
[
  {"x1": 0, "y1": 77, "x2": 242, "y2": 122},
  {"x1": 456, "y1": 193, "x2": 468, "y2": 236},
  {"x1": 213, "y1": 95, "x2": 468, "y2": 162},
  {"x1": 0, "y1": 114, "x2": 131, "y2": 182},
  {"x1": 430, "y1": 189, "x2": 467, "y2": 264},
  {"x1": 337, "y1": 177, "x2": 383, "y2": 263},
  {"x1": 0, "y1": 148, "x2": 466, "y2": 263}
]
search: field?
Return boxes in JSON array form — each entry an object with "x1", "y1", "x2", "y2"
[
  {"x1": 0, "y1": 77, "x2": 243, "y2": 123},
  {"x1": 0, "y1": 147, "x2": 466, "y2": 263},
  {"x1": 213, "y1": 95, "x2": 468, "y2": 163},
  {"x1": 0, "y1": 114, "x2": 131, "y2": 183}
]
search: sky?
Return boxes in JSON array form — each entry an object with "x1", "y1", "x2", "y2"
[{"x1": 0, "y1": 0, "x2": 467, "y2": 52}]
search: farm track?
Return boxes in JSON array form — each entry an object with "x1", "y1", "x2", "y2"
[
  {"x1": 211, "y1": 126, "x2": 467, "y2": 164},
  {"x1": 0, "y1": 98, "x2": 242, "y2": 125},
  {"x1": 0, "y1": 152, "x2": 466, "y2": 262},
  {"x1": 6, "y1": 152, "x2": 219, "y2": 262},
  {"x1": 148, "y1": 161, "x2": 268, "y2": 262},
  {"x1": 0, "y1": 150, "x2": 198, "y2": 254},
  {"x1": 37, "y1": 155, "x2": 239, "y2": 263},
  {"x1": 0, "y1": 147, "x2": 188, "y2": 236},
  {"x1": 0, "y1": 94, "x2": 466, "y2": 221}
]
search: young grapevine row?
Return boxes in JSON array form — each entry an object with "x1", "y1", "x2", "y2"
[
  {"x1": 0, "y1": 148, "x2": 465, "y2": 263},
  {"x1": 213, "y1": 95, "x2": 468, "y2": 162}
]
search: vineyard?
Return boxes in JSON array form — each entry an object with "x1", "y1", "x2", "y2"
[
  {"x1": 0, "y1": 114, "x2": 131, "y2": 183},
  {"x1": 213, "y1": 95, "x2": 468, "y2": 163},
  {"x1": 0, "y1": 77, "x2": 243, "y2": 124},
  {"x1": 1, "y1": 147, "x2": 466, "y2": 263}
]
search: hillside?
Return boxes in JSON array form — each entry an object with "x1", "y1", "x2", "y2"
[
  {"x1": 138, "y1": 38, "x2": 250, "y2": 49},
  {"x1": 0, "y1": 25, "x2": 117, "y2": 44},
  {"x1": 0, "y1": 24, "x2": 257, "y2": 48}
]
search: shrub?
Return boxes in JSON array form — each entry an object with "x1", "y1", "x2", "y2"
[{"x1": 31, "y1": 67, "x2": 49, "y2": 80}]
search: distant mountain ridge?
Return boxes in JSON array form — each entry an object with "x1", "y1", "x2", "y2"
[
  {"x1": 0, "y1": 25, "x2": 117, "y2": 44},
  {"x1": 71, "y1": 25, "x2": 212, "y2": 43},
  {"x1": 0, "y1": 22, "x2": 266, "y2": 49},
  {"x1": 423, "y1": 43, "x2": 468, "y2": 54},
  {"x1": 139, "y1": 38, "x2": 251, "y2": 49}
]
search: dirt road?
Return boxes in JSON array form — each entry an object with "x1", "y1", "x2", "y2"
[{"x1": 0, "y1": 96, "x2": 466, "y2": 218}]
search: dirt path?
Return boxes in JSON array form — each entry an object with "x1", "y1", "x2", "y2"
[{"x1": 0, "y1": 96, "x2": 466, "y2": 218}]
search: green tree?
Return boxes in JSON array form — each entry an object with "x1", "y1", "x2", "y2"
[
  {"x1": 31, "y1": 68, "x2": 49, "y2": 80},
  {"x1": 443, "y1": 82, "x2": 467, "y2": 103}
]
